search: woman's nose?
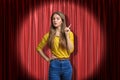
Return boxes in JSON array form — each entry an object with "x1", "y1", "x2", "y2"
[{"x1": 54, "y1": 19, "x2": 57, "y2": 22}]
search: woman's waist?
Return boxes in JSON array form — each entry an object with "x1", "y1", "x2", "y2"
[
  {"x1": 51, "y1": 51, "x2": 70, "y2": 57},
  {"x1": 51, "y1": 54, "x2": 69, "y2": 60}
]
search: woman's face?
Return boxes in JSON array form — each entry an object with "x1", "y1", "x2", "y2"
[{"x1": 52, "y1": 14, "x2": 62, "y2": 28}]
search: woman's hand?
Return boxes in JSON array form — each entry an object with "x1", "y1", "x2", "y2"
[
  {"x1": 64, "y1": 24, "x2": 71, "y2": 36},
  {"x1": 49, "y1": 55, "x2": 57, "y2": 62}
]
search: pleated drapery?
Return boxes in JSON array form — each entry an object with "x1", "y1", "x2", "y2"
[
  {"x1": 16, "y1": 0, "x2": 105, "y2": 80},
  {"x1": 1, "y1": 0, "x2": 119, "y2": 80}
]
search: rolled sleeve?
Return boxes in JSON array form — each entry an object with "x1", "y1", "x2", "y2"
[{"x1": 36, "y1": 32, "x2": 49, "y2": 51}]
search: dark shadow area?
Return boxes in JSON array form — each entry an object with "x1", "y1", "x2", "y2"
[
  {"x1": 0, "y1": 0, "x2": 44, "y2": 79},
  {"x1": 0, "y1": 0, "x2": 120, "y2": 80}
]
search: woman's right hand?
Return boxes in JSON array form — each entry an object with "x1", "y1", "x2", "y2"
[{"x1": 49, "y1": 55, "x2": 57, "y2": 62}]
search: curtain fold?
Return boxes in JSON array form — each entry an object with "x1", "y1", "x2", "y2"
[
  {"x1": 1, "y1": 0, "x2": 119, "y2": 80},
  {"x1": 16, "y1": 0, "x2": 106, "y2": 80}
]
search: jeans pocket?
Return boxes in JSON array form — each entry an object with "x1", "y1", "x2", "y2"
[
  {"x1": 66, "y1": 60, "x2": 72, "y2": 69},
  {"x1": 49, "y1": 59, "x2": 59, "y2": 68}
]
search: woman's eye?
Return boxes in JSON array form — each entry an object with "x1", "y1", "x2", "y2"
[
  {"x1": 57, "y1": 18, "x2": 60, "y2": 20},
  {"x1": 53, "y1": 18, "x2": 56, "y2": 20},
  {"x1": 53, "y1": 17, "x2": 60, "y2": 20}
]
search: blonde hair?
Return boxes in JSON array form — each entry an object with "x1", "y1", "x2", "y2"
[{"x1": 48, "y1": 11, "x2": 67, "y2": 49}]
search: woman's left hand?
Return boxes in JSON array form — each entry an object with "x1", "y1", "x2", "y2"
[{"x1": 64, "y1": 24, "x2": 71, "y2": 36}]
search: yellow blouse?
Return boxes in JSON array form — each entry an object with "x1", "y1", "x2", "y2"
[{"x1": 36, "y1": 31, "x2": 74, "y2": 58}]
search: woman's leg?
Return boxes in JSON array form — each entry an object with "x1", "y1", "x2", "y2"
[
  {"x1": 61, "y1": 60, "x2": 72, "y2": 80},
  {"x1": 49, "y1": 60, "x2": 61, "y2": 80}
]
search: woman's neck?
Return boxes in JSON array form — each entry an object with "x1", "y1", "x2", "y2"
[
  {"x1": 56, "y1": 26, "x2": 61, "y2": 32},
  {"x1": 55, "y1": 27, "x2": 61, "y2": 36}
]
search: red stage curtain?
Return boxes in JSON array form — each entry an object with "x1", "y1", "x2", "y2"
[
  {"x1": 15, "y1": 0, "x2": 106, "y2": 79},
  {"x1": 1, "y1": 0, "x2": 119, "y2": 80}
]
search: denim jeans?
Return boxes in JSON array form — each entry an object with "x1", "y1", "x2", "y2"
[{"x1": 49, "y1": 59, "x2": 72, "y2": 80}]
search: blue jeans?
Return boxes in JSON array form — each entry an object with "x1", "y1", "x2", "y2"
[{"x1": 49, "y1": 59, "x2": 72, "y2": 80}]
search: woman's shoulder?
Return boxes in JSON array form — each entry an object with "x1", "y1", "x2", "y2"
[
  {"x1": 45, "y1": 32, "x2": 49, "y2": 36},
  {"x1": 44, "y1": 32, "x2": 49, "y2": 37}
]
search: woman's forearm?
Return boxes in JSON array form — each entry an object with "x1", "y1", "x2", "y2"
[
  {"x1": 66, "y1": 35, "x2": 73, "y2": 51},
  {"x1": 38, "y1": 49, "x2": 50, "y2": 62}
]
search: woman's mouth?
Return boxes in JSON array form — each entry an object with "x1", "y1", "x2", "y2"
[{"x1": 54, "y1": 23, "x2": 57, "y2": 25}]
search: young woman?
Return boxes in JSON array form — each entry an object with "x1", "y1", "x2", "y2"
[{"x1": 36, "y1": 11, "x2": 74, "y2": 80}]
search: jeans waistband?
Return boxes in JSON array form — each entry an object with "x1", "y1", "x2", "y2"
[{"x1": 52, "y1": 58, "x2": 69, "y2": 61}]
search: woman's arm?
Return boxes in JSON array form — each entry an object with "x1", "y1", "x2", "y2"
[
  {"x1": 38, "y1": 49, "x2": 50, "y2": 62},
  {"x1": 66, "y1": 34, "x2": 74, "y2": 51},
  {"x1": 36, "y1": 32, "x2": 51, "y2": 62},
  {"x1": 64, "y1": 25, "x2": 74, "y2": 53}
]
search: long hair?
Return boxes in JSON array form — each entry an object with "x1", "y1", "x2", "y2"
[{"x1": 48, "y1": 11, "x2": 67, "y2": 49}]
